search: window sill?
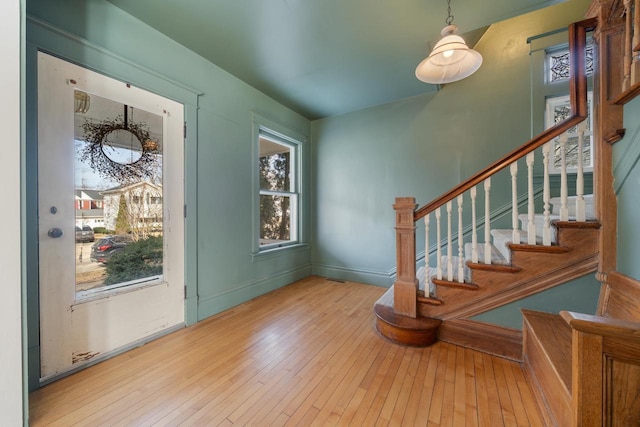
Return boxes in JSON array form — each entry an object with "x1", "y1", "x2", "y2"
[{"x1": 251, "y1": 243, "x2": 309, "y2": 262}]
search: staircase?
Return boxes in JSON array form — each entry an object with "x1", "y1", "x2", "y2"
[
  {"x1": 374, "y1": 3, "x2": 640, "y2": 423},
  {"x1": 374, "y1": 18, "x2": 596, "y2": 348},
  {"x1": 422, "y1": 203, "x2": 600, "y2": 319},
  {"x1": 374, "y1": 201, "x2": 600, "y2": 348}
]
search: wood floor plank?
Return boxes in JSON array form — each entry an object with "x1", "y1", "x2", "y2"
[
  {"x1": 399, "y1": 346, "x2": 431, "y2": 425},
  {"x1": 496, "y1": 357, "x2": 530, "y2": 427},
  {"x1": 414, "y1": 341, "x2": 440, "y2": 424},
  {"x1": 427, "y1": 342, "x2": 450, "y2": 424},
  {"x1": 389, "y1": 348, "x2": 422, "y2": 425},
  {"x1": 440, "y1": 343, "x2": 458, "y2": 427},
  {"x1": 29, "y1": 277, "x2": 544, "y2": 427},
  {"x1": 492, "y1": 354, "x2": 517, "y2": 426},
  {"x1": 453, "y1": 346, "x2": 467, "y2": 426},
  {"x1": 347, "y1": 344, "x2": 400, "y2": 426},
  {"x1": 464, "y1": 348, "x2": 479, "y2": 427},
  {"x1": 511, "y1": 362, "x2": 546, "y2": 427}
]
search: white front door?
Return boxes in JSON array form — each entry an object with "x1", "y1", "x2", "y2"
[{"x1": 37, "y1": 52, "x2": 185, "y2": 381}]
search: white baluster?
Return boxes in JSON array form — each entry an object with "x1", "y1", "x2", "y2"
[
  {"x1": 542, "y1": 143, "x2": 552, "y2": 246},
  {"x1": 484, "y1": 178, "x2": 492, "y2": 264},
  {"x1": 510, "y1": 162, "x2": 520, "y2": 244},
  {"x1": 575, "y1": 121, "x2": 587, "y2": 221},
  {"x1": 424, "y1": 214, "x2": 430, "y2": 296},
  {"x1": 457, "y1": 195, "x2": 464, "y2": 283},
  {"x1": 436, "y1": 207, "x2": 442, "y2": 280},
  {"x1": 527, "y1": 152, "x2": 536, "y2": 244},
  {"x1": 470, "y1": 186, "x2": 478, "y2": 263},
  {"x1": 559, "y1": 134, "x2": 569, "y2": 221},
  {"x1": 447, "y1": 201, "x2": 453, "y2": 281}
]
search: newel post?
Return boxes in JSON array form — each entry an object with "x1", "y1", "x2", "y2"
[{"x1": 393, "y1": 197, "x2": 418, "y2": 318}]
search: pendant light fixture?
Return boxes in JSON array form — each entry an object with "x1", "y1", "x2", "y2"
[{"x1": 415, "y1": 0, "x2": 482, "y2": 84}]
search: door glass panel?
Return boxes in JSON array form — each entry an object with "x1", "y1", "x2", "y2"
[{"x1": 74, "y1": 91, "x2": 164, "y2": 296}]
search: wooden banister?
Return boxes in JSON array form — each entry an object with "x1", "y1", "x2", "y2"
[
  {"x1": 560, "y1": 311, "x2": 640, "y2": 340},
  {"x1": 414, "y1": 18, "x2": 597, "y2": 222}
]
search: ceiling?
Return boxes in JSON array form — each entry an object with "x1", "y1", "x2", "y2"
[{"x1": 107, "y1": 0, "x2": 566, "y2": 120}]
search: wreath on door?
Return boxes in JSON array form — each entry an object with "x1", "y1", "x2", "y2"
[{"x1": 79, "y1": 113, "x2": 160, "y2": 183}]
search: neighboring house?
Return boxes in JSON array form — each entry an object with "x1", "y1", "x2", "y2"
[
  {"x1": 74, "y1": 189, "x2": 104, "y2": 229},
  {"x1": 101, "y1": 182, "x2": 163, "y2": 233}
]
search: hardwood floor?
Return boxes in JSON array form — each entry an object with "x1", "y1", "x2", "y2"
[{"x1": 30, "y1": 276, "x2": 544, "y2": 426}]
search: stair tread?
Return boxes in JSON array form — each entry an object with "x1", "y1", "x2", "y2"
[
  {"x1": 464, "y1": 242, "x2": 508, "y2": 265},
  {"x1": 431, "y1": 278, "x2": 479, "y2": 290},
  {"x1": 423, "y1": 257, "x2": 471, "y2": 286},
  {"x1": 492, "y1": 228, "x2": 543, "y2": 245}
]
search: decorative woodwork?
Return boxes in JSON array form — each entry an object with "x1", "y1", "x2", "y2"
[
  {"x1": 523, "y1": 271, "x2": 640, "y2": 426},
  {"x1": 392, "y1": 197, "x2": 418, "y2": 317},
  {"x1": 437, "y1": 319, "x2": 523, "y2": 362},
  {"x1": 586, "y1": 0, "x2": 625, "y2": 285},
  {"x1": 522, "y1": 309, "x2": 573, "y2": 427},
  {"x1": 418, "y1": 221, "x2": 600, "y2": 320},
  {"x1": 374, "y1": 304, "x2": 441, "y2": 347}
]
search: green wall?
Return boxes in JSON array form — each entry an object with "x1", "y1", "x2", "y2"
[
  {"x1": 26, "y1": 0, "x2": 311, "y2": 388},
  {"x1": 310, "y1": 0, "x2": 599, "y2": 329},
  {"x1": 614, "y1": 95, "x2": 640, "y2": 278}
]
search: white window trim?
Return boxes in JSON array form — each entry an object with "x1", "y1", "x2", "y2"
[{"x1": 251, "y1": 113, "x2": 305, "y2": 254}]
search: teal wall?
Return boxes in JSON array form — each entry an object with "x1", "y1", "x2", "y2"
[
  {"x1": 471, "y1": 275, "x2": 601, "y2": 328},
  {"x1": 26, "y1": 0, "x2": 311, "y2": 388},
  {"x1": 614, "y1": 95, "x2": 640, "y2": 279}
]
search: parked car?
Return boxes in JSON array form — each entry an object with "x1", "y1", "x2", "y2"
[
  {"x1": 75, "y1": 225, "x2": 95, "y2": 243},
  {"x1": 90, "y1": 235, "x2": 133, "y2": 263}
]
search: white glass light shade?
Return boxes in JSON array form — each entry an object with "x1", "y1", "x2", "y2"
[{"x1": 415, "y1": 25, "x2": 483, "y2": 84}]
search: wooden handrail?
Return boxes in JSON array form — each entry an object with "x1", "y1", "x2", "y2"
[
  {"x1": 560, "y1": 311, "x2": 640, "y2": 339},
  {"x1": 414, "y1": 18, "x2": 597, "y2": 222}
]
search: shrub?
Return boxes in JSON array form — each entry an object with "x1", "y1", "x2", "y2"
[
  {"x1": 104, "y1": 236, "x2": 163, "y2": 285},
  {"x1": 92, "y1": 227, "x2": 113, "y2": 234}
]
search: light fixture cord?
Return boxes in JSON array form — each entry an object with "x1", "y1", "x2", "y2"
[{"x1": 445, "y1": 0, "x2": 454, "y2": 25}]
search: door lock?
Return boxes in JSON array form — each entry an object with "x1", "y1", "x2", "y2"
[{"x1": 47, "y1": 228, "x2": 63, "y2": 238}]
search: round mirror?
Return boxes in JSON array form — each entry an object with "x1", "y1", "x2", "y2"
[{"x1": 101, "y1": 129, "x2": 144, "y2": 165}]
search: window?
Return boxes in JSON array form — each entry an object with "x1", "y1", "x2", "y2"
[
  {"x1": 545, "y1": 91, "x2": 594, "y2": 173},
  {"x1": 529, "y1": 30, "x2": 595, "y2": 175},
  {"x1": 258, "y1": 129, "x2": 300, "y2": 249},
  {"x1": 546, "y1": 44, "x2": 594, "y2": 83}
]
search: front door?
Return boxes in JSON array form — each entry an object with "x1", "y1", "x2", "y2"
[{"x1": 37, "y1": 52, "x2": 185, "y2": 381}]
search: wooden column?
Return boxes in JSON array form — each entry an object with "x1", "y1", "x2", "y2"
[
  {"x1": 587, "y1": 1, "x2": 624, "y2": 284},
  {"x1": 393, "y1": 197, "x2": 418, "y2": 318},
  {"x1": 571, "y1": 330, "x2": 604, "y2": 426}
]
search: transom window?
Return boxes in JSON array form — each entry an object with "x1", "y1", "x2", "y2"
[
  {"x1": 258, "y1": 130, "x2": 299, "y2": 249},
  {"x1": 546, "y1": 43, "x2": 594, "y2": 83}
]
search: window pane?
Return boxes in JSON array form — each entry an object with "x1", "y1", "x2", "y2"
[
  {"x1": 545, "y1": 92, "x2": 594, "y2": 171},
  {"x1": 548, "y1": 44, "x2": 594, "y2": 83},
  {"x1": 553, "y1": 136, "x2": 591, "y2": 169},
  {"x1": 74, "y1": 92, "x2": 164, "y2": 294},
  {"x1": 259, "y1": 137, "x2": 292, "y2": 192},
  {"x1": 260, "y1": 194, "x2": 291, "y2": 246}
]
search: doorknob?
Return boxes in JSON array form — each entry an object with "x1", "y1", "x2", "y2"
[{"x1": 48, "y1": 228, "x2": 63, "y2": 238}]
